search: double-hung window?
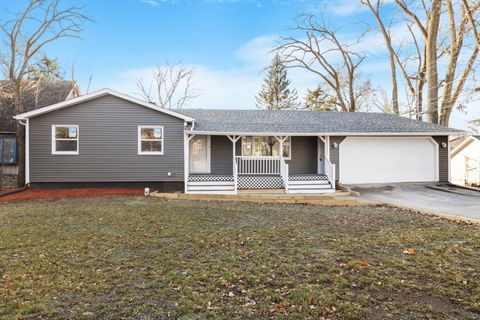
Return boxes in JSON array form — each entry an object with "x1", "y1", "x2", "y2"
[
  {"x1": 241, "y1": 136, "x2": 291, "y2": 159},
  {"x1": 52, "y1": 125, "x2": 79, "y2": 155},
  {"x1": 0, "y1": 136, "x2": 18, "y2": 164},
  {"x1": 138, "y1": 126, "x2": 164, "y2": 155}
]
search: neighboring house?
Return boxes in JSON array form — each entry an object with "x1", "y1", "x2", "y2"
[
  {"x1": 0, "y1": 80, "x2": 79, "y2": 187},
  {"x1": 14, "y1": 89, "x2": 461, "y2": 194},
  {"x1": 451, "y1": 135, "x2": 480, "y2": 186}
]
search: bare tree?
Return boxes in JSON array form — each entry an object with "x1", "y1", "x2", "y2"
[
  {"x1": 361, "y1": 0, "x2": 400, "y2": 115},
  {"x1": 367, "y1": 0, "x2": 480, "y2": 126},
  {"x1": 136, "y1": 62, "x2": 197, "y2": 109},
  {"x1": 0, "y1": 0, "x2": 90, "y2": 187},
  {"x1": 277, "y1": 15, "x2": 372, "y2": 112}
]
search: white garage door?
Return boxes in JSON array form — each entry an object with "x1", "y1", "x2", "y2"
[{"x1": 339, "y1": 137, "x2": 438, "y2": 184}]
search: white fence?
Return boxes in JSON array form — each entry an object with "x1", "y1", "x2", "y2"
[
  {"x1": 325, "y1": 158, "x2": 336, "y2": 187},
  {"x1": 466, "y1": 170, "x2": 480, "y2": 186},
  {"x1": 235, "y1": 156, "x2": 282, "y2": 175}
]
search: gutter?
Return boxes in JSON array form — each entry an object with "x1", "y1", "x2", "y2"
[{"x1": 0, "y1": 186, "x2": 27, "y2": 198}]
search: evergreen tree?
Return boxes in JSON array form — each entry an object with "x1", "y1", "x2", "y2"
[
  {"x1": 26, "y1": 55, "x2": 64, "y2": 81},
  {"x1": 304, "y1": 85, "x2": 337, "y2": 111},
  {"x1": 256, "y1": 53, "x2": 299, "y2": 110}
]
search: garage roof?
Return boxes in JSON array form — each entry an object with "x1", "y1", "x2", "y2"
[{"x1": 180, "y1": 109, "x2": 464, "y2": 136}]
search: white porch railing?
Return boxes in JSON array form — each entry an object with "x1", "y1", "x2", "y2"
[
  {"x1": 466, "y1": 170, "x2": 480, "y2": 186},
  {"x1": 325, "y1": 157, "x2": 336, "y2": 188},
  {"x1": 235, "y1": 156, "x2": 282, "y2": 175},
  {"x1": 233, "y1": 158, "x2": 239, "y2": 193},
  {"x1": 280, "y1": 157, "x2": 289, "y2": 192}
]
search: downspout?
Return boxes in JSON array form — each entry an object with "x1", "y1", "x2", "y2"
[{"x1": 17, "y1": 119, "x2": 30, "y2": 188}]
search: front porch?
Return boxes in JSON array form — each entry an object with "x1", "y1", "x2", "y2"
[{"x1": 184, "y1": 134, "x2": 336, "y2": 194}]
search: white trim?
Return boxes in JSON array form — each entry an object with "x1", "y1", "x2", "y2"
[
  {"x1": 447, "y1": 139, "x2": 451, "y2": 183},
  {"x1": 185, "y1": 130, "x2": 462, "y2": 137},
  {"x1": 429, "y1": 137, "x2": 440, "y2": 182},
  {"x1": 184, "y1": 132, "x2": 189, "y2": 193},
  {"x1": 188, "y1": 135, "x2": 211, "y2": 174},
  {"x1": 14, "y1": 88, "x2": 195, "y2": 122},
  {"x1": 451, "y1": 136, "x2": 476, "y2": 157},
  {"x1": 325, "y1": 136, "x2": 331, "y2": 159},
  {"x1": 51, "y1": 125, "x2": 79, "y2": 155},
  {"x1": 138, "y1": 126, "x2": 164, "y2": 155},
  {"x1": 26, "y1": 119, "x2": 30, "y2": 185}
]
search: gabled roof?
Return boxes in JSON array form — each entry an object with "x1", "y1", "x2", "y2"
[
  {"x1": 451, "y1": 135, "x2": 480, "y2": 157},
  {"x1": 179, "y1": 109, "x2": 464, "y2": 136},
  {"x1": 14, "y1": 88, "x2": 195, "y2": 122},
  {"x1": 1, "y1": 80, "x2": 77, "y2": 133}
]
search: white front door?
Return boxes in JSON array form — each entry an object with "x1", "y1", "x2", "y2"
[{"x1": 189, "y1": 135, "x2": 210, "y2": 173}]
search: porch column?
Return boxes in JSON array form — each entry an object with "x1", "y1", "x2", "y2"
[
  {"x1": 318, "y1": 136, "x2": 326, "y2": 174},
  {"x1": 227, "y1": 135, "x2": 241, "y2": 193},
  {"x1": 184, "y1": 133, "x2": 196, "y2": 193},
  {"x1": 227, "y1": 135, "x2": 241, "y2": 171},
  {"x1": 274, "y1": 135, "x2": 289, "y2": 160}
]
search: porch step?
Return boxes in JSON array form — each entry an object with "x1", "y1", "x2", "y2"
[
  {"x1": 288, "y1": 180, "x2": 330, "y2": 185},
  {"x1": 238, "y1": 189, "x2": 285, "y2": 194},
  {"x1": 287, "y1": 175, "x2": 334, "y2": 194},
  {"x1": 288, "y1": 184, "x2": 332, "y2": 189},
  {"x1": 186, "y1": 178, "x2": 235, "y2": 194}
]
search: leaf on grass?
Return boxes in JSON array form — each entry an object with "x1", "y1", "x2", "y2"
[{"x1": 403, "y1": 248, "x2": 416, "y2": 255}]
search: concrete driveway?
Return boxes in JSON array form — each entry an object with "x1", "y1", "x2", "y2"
[{"x1": 349, "y1": 183, "x2": 480, "y2": 222}]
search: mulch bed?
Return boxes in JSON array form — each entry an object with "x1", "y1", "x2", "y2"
[{"x1": 0, "y1": 187, "x2": 144, "y2": 202}]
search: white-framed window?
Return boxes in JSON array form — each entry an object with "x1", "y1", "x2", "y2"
[
  {"x1": 241, "y1": 136, "x2": 291, "y2": 159},
  {"x1": 138, "y1": 126, "x2": 164, "y2": 155},
  {"x1": 52, "y1": 125, "x2": 79, "y2": 155}
]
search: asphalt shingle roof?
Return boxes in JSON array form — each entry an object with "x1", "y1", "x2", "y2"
[{"x1": 179, "y1": 109, "x2": 463, "y2": 135}]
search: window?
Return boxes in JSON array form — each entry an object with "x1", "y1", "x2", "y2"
[
  {"x1": 241, "y1": 136, "x2": 291, "y2": 159},
  {"x1": 138, "y1": 126, "x2": 163, "y2": 155},
  {"x1": 52, "y1": 125, "x2": 79, "y2": 155},
  {"x1": 0, "y1": 136, "x2": 18, "y2": 164}
]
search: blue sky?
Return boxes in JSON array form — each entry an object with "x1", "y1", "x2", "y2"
[{"x1": 1, "y1": 0, "x2": 479, "y2": 129}]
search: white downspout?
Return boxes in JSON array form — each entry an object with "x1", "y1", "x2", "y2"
[{"x1": 18, "y1": 119, "x2": 30, "y2": 186}]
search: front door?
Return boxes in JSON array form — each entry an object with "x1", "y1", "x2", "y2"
[{"x1": 189, "y1": 135, "x2": 210, "y2": 173}]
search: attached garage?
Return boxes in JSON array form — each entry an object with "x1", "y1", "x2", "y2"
[{"x1": 339, "y1": 137, "x2": 439, "y2": 184}]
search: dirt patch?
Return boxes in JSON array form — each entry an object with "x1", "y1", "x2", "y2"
[{"x1": 0, "y1": 187, "x2": 143, "y2": 202}]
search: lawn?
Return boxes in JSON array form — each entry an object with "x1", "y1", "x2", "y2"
[{"x1": 0, "y1": 196, "x2": 479, "y2": 319}]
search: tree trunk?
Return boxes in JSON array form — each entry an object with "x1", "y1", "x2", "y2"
[
  {"x1": 416, "y1": 76, "x2": 425, "y2": 120},
  {"x1": 389, "y1": 59, "x2": 399, "y2": 114},
  {"x1": 425, "y1": 0, "x2": 442, "y2": 124}
]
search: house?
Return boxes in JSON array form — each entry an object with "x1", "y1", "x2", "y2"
[
  {"x1": 451, "y1": 135, "x2": 480, "y2": 186},
  {"x1": 13, "y1": 88, "x2": 462, "y2": 194},
  {"x1": 0, "y1": 80, "x2": 79, "y2": 187}
]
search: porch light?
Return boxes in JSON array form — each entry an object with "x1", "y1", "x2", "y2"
[
  {"x1": 441, "y1": 142, "x2": 448, "y2": 148},
  {"x1": 332, "y1": 142, "x2": 339, "y2": 149}
]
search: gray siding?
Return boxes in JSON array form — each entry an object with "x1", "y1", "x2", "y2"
[
  {"x1": 210, "y1": 135, "x2": 233, "y2": 175},
  {"x1": 433, "y1": 136, "x2": 449, "y2": 182},
  {"x1": 286, "y1": 136, "x2": 317, "y2": 174},
  {"x1": 210, "y1": 135, "x2": 319, "y2": 175},
  {"x1": 29, "y1": 95, "x2": 185, "y2": 182},
  {"x1": 329, "y1": 136, "x2": 346, "y2": 181}
]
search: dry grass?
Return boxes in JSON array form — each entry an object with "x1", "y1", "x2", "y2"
[{"x1": 0, "y1": 196, "x2": 479, "y2": 319}]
